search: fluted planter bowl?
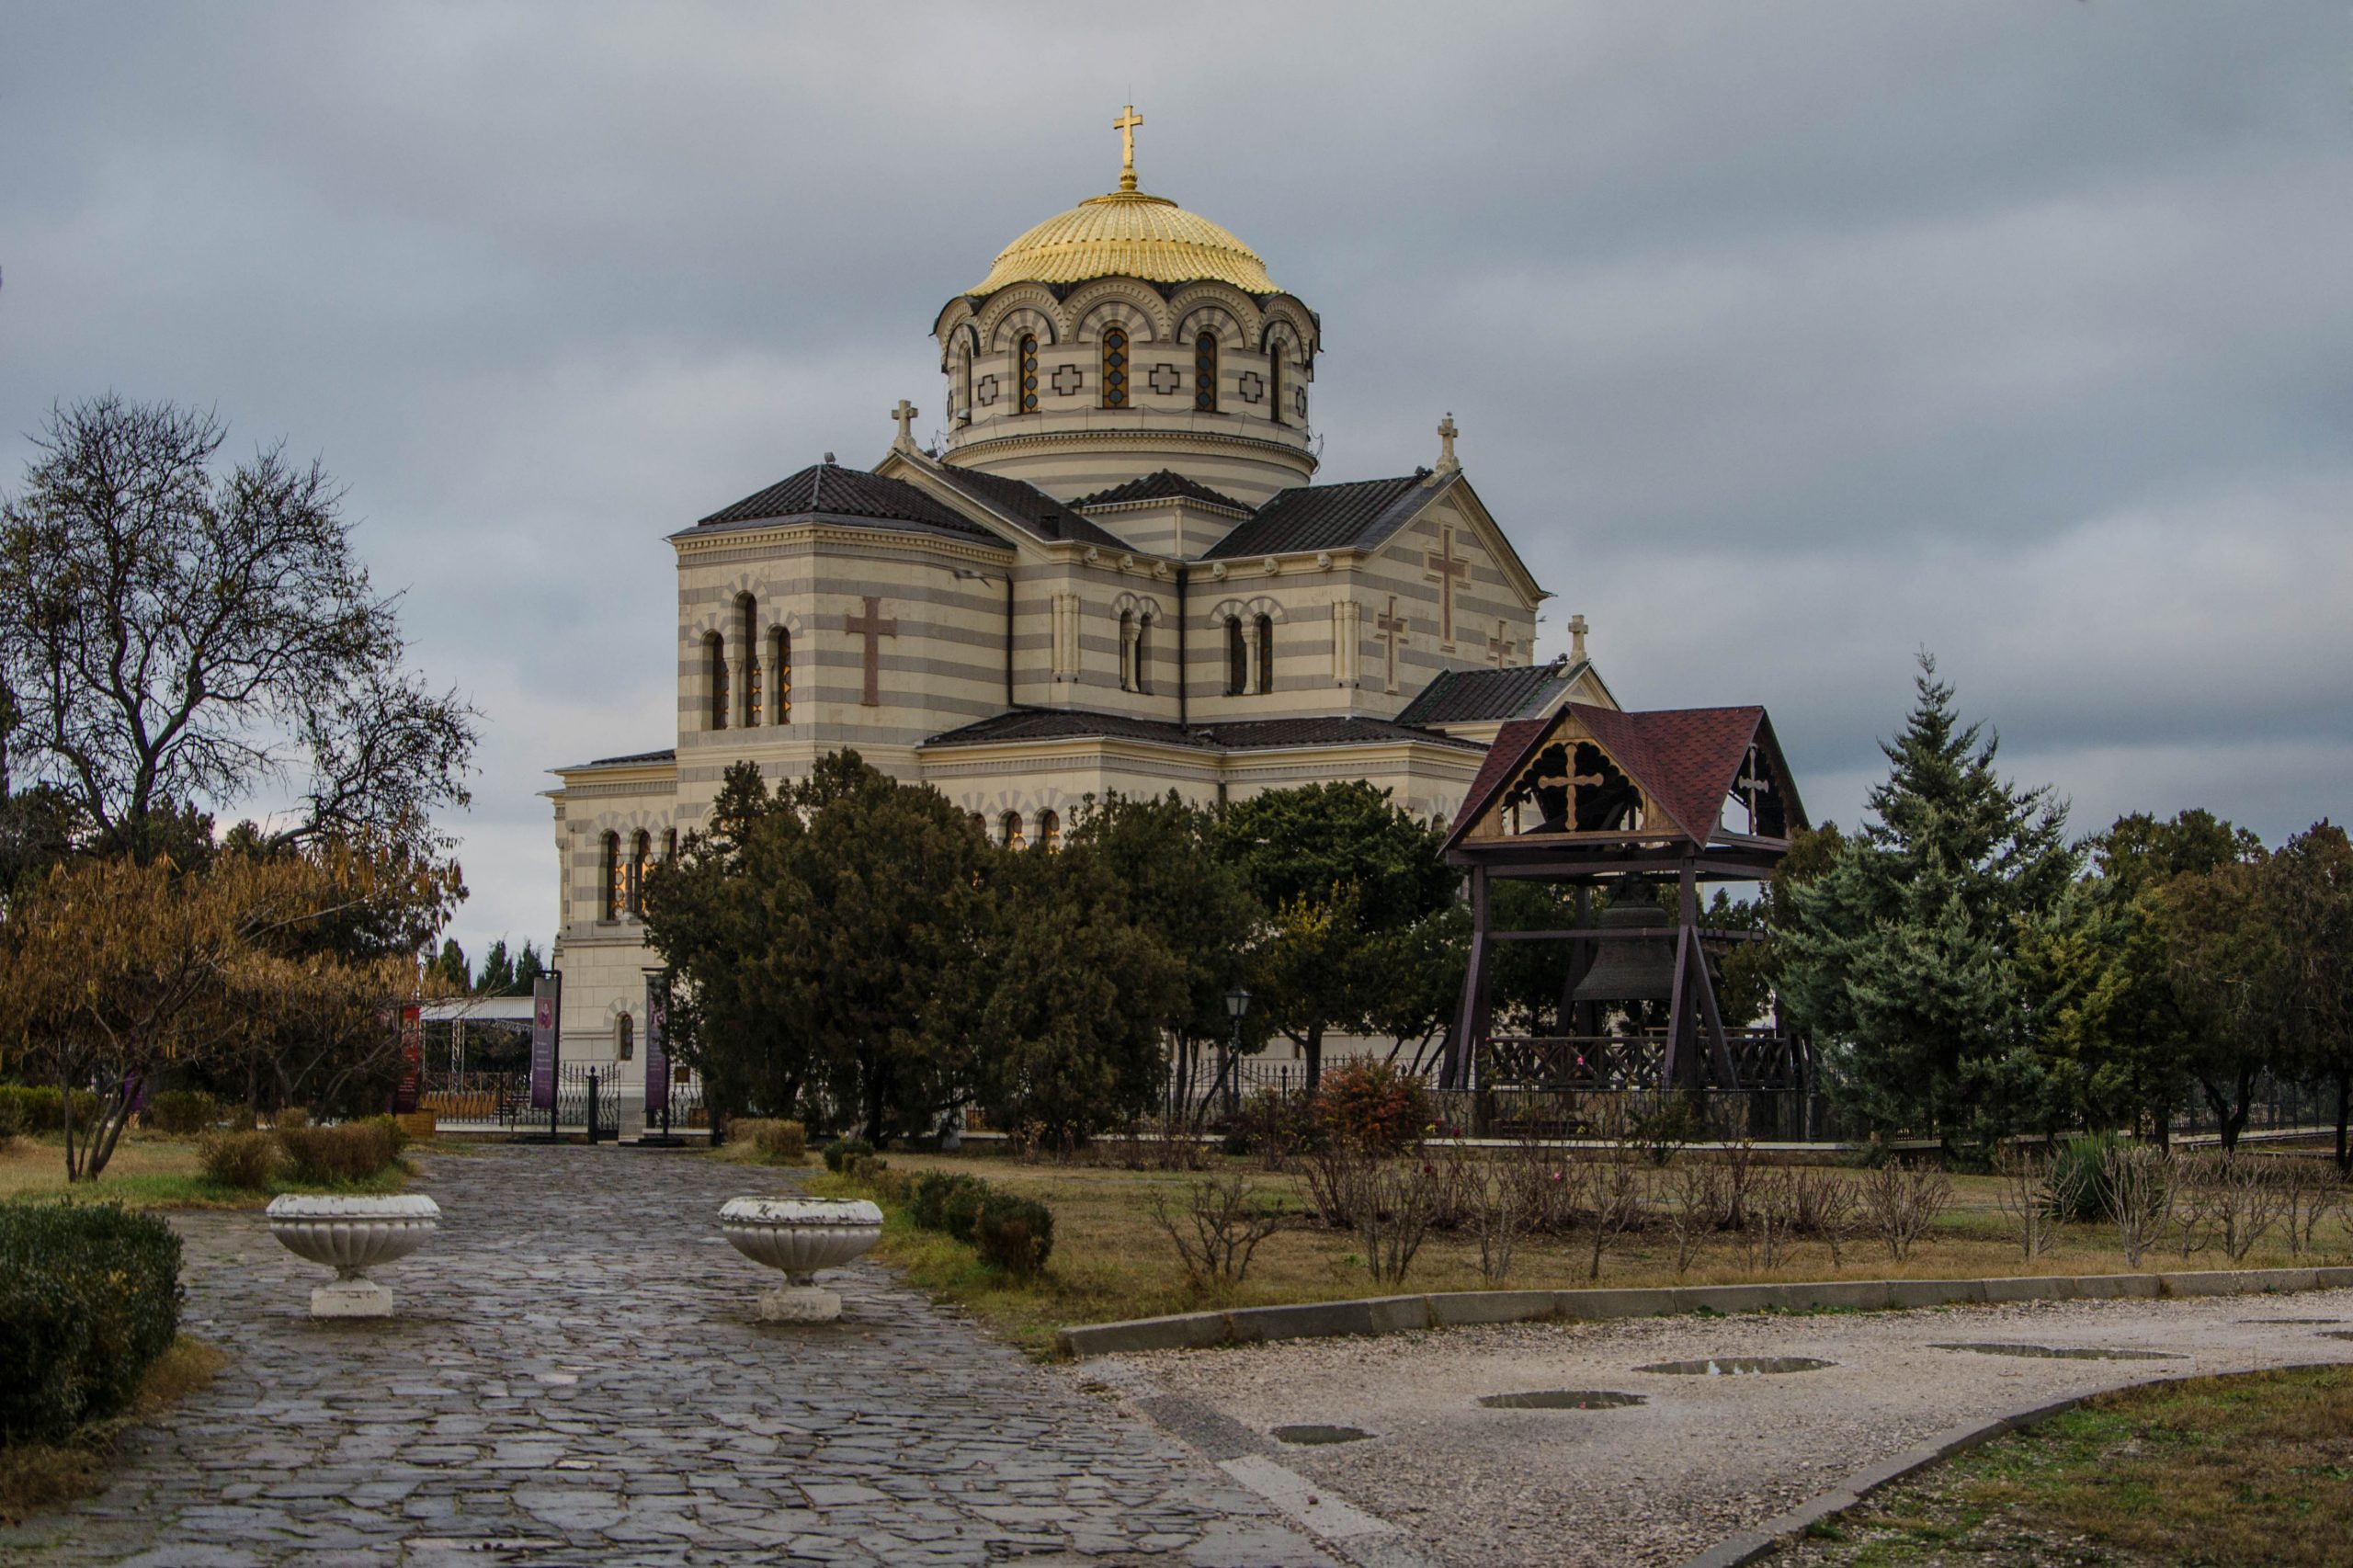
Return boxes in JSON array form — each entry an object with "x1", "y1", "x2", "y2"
[
  {"x1": 720, "y1": 1197, "x2": 882, "y2": 1323},
  {"x1": 265, "y1": 1195, "x2": 440, "y2": 1317}
]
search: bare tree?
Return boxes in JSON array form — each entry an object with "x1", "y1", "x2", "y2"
[
  {"x1": 2104, "y1": 1142, "x2": 2172, "y2": 1267},
  {"x1": 1860, "y1": 1162, "x2": 1952, "y2": 1262},
  {"x1": 1147, "y1": 1173, "x2": 1290, "y2": 1290},
  {"x1": 1661, "y1": 1158, "x2": 1725, "y2": 1277},
  {"x1": 1994, "y1": 1147, "x2": 2081, "y2": 1262},
  {"x1": 0, "y1": 396, "x2": 476, "y2": 865}
]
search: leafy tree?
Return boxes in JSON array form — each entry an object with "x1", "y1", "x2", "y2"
[
  {"x1": 2161, "y1": 854, "x2": 2284, "y2": 1150},
  {"x1": 2267, "y1": 823, "x2": 2353, "y2": 1171},
  {"x1": 1777, "y1": 656, "x2": 2077, "y2": 1152},
  {"x1": 474, "y1": 938, "x2": 515, "y2": 996},
  {"x1": 425, "y1": 937, "x2": 472, "y2": 995},
  {"x1": 0, "y1": 395, "x2": 476, "y2": 869},
  {"x1": 965, "y1": 839, "x2": 1185, "y2": 1148},
  {"x1": 1215, "y1": 781, "x2": 1454, "y2": 1093},
  {"x1": 510, "y1": 940, "x2": 545, "y2": 992}
]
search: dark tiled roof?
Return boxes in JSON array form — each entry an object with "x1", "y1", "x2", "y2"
[
  {"x1": 1397, "y1": 661, "x2": 1586, "y2": 726},
  {"x1": 1074, "y1": 471, "x2": 1253, "y2": 514},
  {"x1": 698, "y1": 463, "x2": 1001, "y2": 540},
  {"x1": 1201, "y1": 473, "x2": 1433, "y2": 560},
  {"x1": 921, "y1": 708, "x2": 1483, "y2": 755},
  {"x1": 925, "y1": 464, "x2": 1131, "y2": 550},
  {"x1": 574, "y1": 747, "x2": 677, "y2": 770},
  {"x1": 1445, "y1": 716, "x2": 1551, "y2": 844},
  {"x1": 1445, "y1": 702, "x2": 1791, "y2": 848}
]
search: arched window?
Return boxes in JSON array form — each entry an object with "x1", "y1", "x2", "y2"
[
  {"x1": 1226, "y1": 617, "x2": 1247, "y2": 696},
  {"x1": 1268, "y1": 346, "x2": 1284, "y2": 426},
  {"x1": 1100, "y1": 326, "x2": 1129, "y2": 409},
  {"x1": 1000, "y1": 811, "x2": 1025, "y2": 851},
  {"x1": 770, "y1": 628, "x2": 791, "y2": 724},
  {"x1": 1255, "y1": 614, "x2": 1275, "y2": 694},
  {"x1": 630, "y1": 830, "x2": 653, "y2": 915},
  {"x1": 1017, "y1": 333, "x2": 1040, "y2": 413},
  {"x1": 1118, "y1": 609, "x2": 1136, "y2": 692},
  {"x1": 705, "y1": 632, "x2": 728, "y2": 731},
  {"x1": 616, "y1": 1013, "x2": 634, "y2": 1062},
  {"x1": 958, "y1": 349, "x2": 972, "y2": 424},
  {"x1": 602, "y1": 832, "x2": 623, "y2": 921},
  {"x1": 1134, "y1": 614, "x2": 1152, "y2": 695},
  {"x1": 969, "y1": 811, "x2": 987, "y2": 836},
  {"x1": 1194, "y1": 333, "x2": 1218, "y2": 411},
  {"x1": 738, "y1": 596, "x2": 760, "y2": 727},
  {"x1": 664, "y1": 827, "x2": 678, "y2": 863},
  {"x1": 1038, "y1": 810, "x2": 1062, "y2": 852}
]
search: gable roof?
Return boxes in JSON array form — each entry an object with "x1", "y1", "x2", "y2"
[
  {"x1": 696, "y1": 462, "x2": 1003, "y2": 542},
  {"x1": 1201, "y1": 473, "x2": 1434, "y2": 559},
  {"x1": 1074, "y1": 470, "x2": 1253, "y2": 514},
  {"x1": 921, "y1": 707, "x2": 1483, "y2": 756},
  {"x1": 920, "y1": 462, "x2": 1132, "y2": 550},
  {"x1": 1397, "y1": 659, "x2": 1591, "y2": 727},
  {"x1": 1443, "y1": 701, "x2": 1805, "y2": 851}
]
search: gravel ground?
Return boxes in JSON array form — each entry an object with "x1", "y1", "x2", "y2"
[{"x1": 1101, "y1": 1288, "x2": 2353, "y2": 1568}]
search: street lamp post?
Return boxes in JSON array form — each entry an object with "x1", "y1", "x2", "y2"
[{"x1": 1222, "y1": 984, "x2": 1251, "y2": 1121}]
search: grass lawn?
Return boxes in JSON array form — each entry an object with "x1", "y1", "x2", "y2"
[
  {"x1": 767, "y1": 1148, "x2": 2353, "y2": 1354},
  {"x1": 1783, "y1": 1365, "x2": 2353, "y2": 1567},
  {"x1": 0, "y1": 1336, "x2": 226, "y2": 1525},
  {"x1": 0, "y1": 1133, "x2": 412, "y2": 1210}
]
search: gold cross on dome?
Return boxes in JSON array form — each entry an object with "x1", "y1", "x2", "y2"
[{"x1": 1114, "y1": 104, "x2": 1143, "y2": 190}]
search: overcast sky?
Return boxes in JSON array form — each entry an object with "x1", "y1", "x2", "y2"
[{"x1": 4, "y1": 2, "x2": 2347, "y2": 963}]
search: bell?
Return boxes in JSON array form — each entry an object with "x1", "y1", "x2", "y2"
[{"x1": 1568, "y1": 904, "x2": 1680, "y2": 1004}]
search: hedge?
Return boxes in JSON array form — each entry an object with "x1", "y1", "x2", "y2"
[
  {"x1": 0, "y1": 1203, "x2": 184, "y2": 1445},
  {"x1": 276, "y1": 1119, "x2": 404, "y2": 1185},
  {"x1": 0, "y1": 1085, "x2": 104, "y2": 1137}
]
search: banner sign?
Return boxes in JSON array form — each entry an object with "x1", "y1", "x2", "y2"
[
  {"x1": 529, "y1": 973, "x2": 563, "y2": 1111},
  {"x1": 392, "y1": 1003, "x2": 424, "y2": 1113},
  {"x1": 643, "y1": 975, "x2": 669, "y2": 1119}
]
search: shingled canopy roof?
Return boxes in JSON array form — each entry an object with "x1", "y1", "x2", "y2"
[
  {"x1": 1443, "y1": 701, "x2": 1806, "y2": 853},
  {"x1": 696, "y1": 462, "x2": 1003, "y2": 542},
  {"x1": 923, "y1": 707, "x2": 1482, "y2": 755},
  {"x1": 1200, "y1": 473, "x2": 1434, "y2": 559},
  {"x1": 1074, "y1": 470, "x2": 1253, "y2": 514}
]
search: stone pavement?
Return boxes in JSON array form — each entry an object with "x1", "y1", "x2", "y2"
[{"x1": 0, "y1": 1146, "x2": 1339, "y2": 1568}]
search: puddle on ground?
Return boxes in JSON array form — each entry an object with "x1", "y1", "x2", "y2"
[
  {"x1": 1932, "y1": 1342, "x2": 2179, "y2": 1361},
  {"x1": 1476, "y1": 1390, "x2": 1646, "y2": 1410},
  {"x1": 1635, "y1": 1357, "x2": 1835, "y2": 1376},
  {"x1": 1270, "y1": 1424, "x2": 1375, "y2": 1445},
  {"x1": 2239, "y1": 1317, "x2": 2344, "y2": 1325},
  {"x1": 2320, "y1": 1330, "x2": 2353, "y2": 1343}
]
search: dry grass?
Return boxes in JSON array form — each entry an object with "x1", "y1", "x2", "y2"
[
  {"x1": 0, "y1": 1336, "x2": 226, "y2": 1525},
  {"x1": 803, "y1": 1150, "x2": 2353, "y2": 1354},
  {"x1": 0, "y1": 1133, "x2": 409, "y2": 1210},
  {"x1": 1790, "y1": 1365, "x2": 2353, "y2": 1567}
]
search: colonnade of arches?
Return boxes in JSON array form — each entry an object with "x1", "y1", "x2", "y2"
[
  {"x1": 599, "y1": 827, "x2": 679, "y2": 923},
  {"x1": 703, "y1": 592, "x2": 790, "y2": 733},
  {"x1": 971, "y1": 808, "x2": 1062, "y2": 854}
]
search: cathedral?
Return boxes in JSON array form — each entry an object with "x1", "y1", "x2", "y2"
[{"x1": 546, "y1": 109, "x2": 1617, "y2": 1075}]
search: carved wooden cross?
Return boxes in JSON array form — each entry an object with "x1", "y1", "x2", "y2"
[
  {"x1": 1734, "y1": 744, "x2": 1773, "y2": 834},
  {"x1": 1527, "y1": 747, "x2": 1606, "y2": 828},
  {"x1": 1423, "y1": 526, "x2": 1469, "y2": 645},
  {"x1": 1485, "y1": 620, "x2": 1513, "y2": 667},
  {"x1": 1374, "y1": 595, "x2": 1408, "y2": 690},
  {"x1": 891, "y1": 399, "x2": 916, "y2": 448},
  {"x1": 845, "y1": 596, "x2": 898, "y2": 708}
]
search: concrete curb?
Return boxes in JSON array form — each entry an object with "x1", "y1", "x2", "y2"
[
  {"x1": 1671, "y1": 1361, "x2": 2353, "y2": 1568},
  {"x1": 1052, "y1": 1265, "x2": 2353, "y2": 1359}
]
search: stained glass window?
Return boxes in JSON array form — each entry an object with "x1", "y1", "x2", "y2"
[
  {"x1": 1039, "y1": 810, "x2": 1062, "y2": 852},
  {"x1": 1000, "y1": 811, "x2": 1025, "y2": 851},
  {"x1": 1101, "y1": 327, "x2": 1129, "y2": 408},
  {"x1": 1195, "y1": 333, "x2": 1218, "y2": 411},
  {"x1": 631, "y1": 830, "x2": 653, "y2": 915},
  {"x1": 772, "y1": 628, "x2": 790, "y2": 724},
  {"x1": 740, "y1": 596, "x2": 760, "y2": 728},
  {"x1": 1256, "y1": 614, "x2": 1275, "y2": 693},
  {"x1": 603, "y1": 832, "x2": 623, "y2": 921},
  {"x1": 1268, "y1": 347, "x2": 1284, "y2": 426},
  {"x1": 1226, "y1": 617, "x2": 1247, "y2": 696},
  {"x1": 1018, "y1": 334, "x2": 1039, "y2": 413},
  {"x1": 707, "y1": 633, "x2": 728, "y2": 731}
]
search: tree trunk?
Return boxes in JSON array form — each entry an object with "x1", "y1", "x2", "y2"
[
  {"x1": 2335, "y1": 1070, "x2": 2350, "y2": 1176},
  {"x1": 1303, "y1": 1022, "x2": 1324, "y2": 1096}
]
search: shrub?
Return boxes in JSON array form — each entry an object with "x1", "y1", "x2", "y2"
[
  {"x1": 0, "y1": 1093, "x2": 23, "y2": 1145},
  {"x1": 143, "y1": 1090, "x2": 217, "y2": 1136},
  {"x1": 751, "y1": 1119, "x2": 807, "y2": 1164},
  {"x1": 972, "y1": 1193, "x2": 1054, "y2": 1278},
  {"x1": 0, "y1": 1084, "x2": 102, "y2": 1136},
  {"x1": 909, "y1": 1172, "x2": 992, "y2": 1233},
  {"x1": 198, "y1": 1130, "x2": 278, "y2": 1190},
  {"x1": 841, "y1": 1152, "x2": 886, "y2": 1183},
  {"x1": 1148, "y1": 1172, "x2": 1289, "y2": 1288},
  {"x1": 867, "y1": 1165, "x2": 911, "y2": 1203},
  {"x1": 276, "y1": 1120, "x2": 401, "y2": 1185},
  {"x1": 0, "y1": 1203, "x2": 183, "y2": 1444},
  {"x1": 821, "y1": 1137, "x2": 874, "y2": 1174},
  {"x1": 274, "y1": 1106, "x2": 311, "y2": 1131},
  {"x1": 941, "y1": 1181, "x2": 992, "y2": 1244},
  {"x1": 1316, "y1": 1060, "x2": 1429, "y2": 1154},
  {"x1": 2049, "y1": 1132, "x2": 2117, "y2": 1224}
]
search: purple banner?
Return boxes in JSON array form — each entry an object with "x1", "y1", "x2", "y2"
[
  {"x1": 529, "y1": 973, "x2": 562, "y2": 1111},
  {"x1": 643, "y1": 976, "x2": 668, "y2": 1119},
  {"x1": 392, "y1": 1004, "x2": 424, "y2": 1113}
]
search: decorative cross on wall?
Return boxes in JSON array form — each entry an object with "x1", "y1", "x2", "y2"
[
  {"x1": 1374, "y1": 596, "x2": 1409, "y2": 691},
  {"x1": 1734, "y1": 744, "x2": 1774, "y2": 835},
  {"x1": 1529, "y1": 750, "x2": 1608, "y2": 829},
  {"x1": 1051, "y1": 364, "x2": 1084, "y2": 397},
  {"x1": 845, "y1": 596, "x2": 898, "y2": 708},
  {"x1": 1485, "y1": 620, "x2": 1513, "y2": 667},
  {"x1": 1423, "y1": 525, "x2": 1470, "y2": 646}
]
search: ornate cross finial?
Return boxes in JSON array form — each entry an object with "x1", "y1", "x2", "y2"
[
  {"x1": 1114, "y1": 104, "x2": 1143, "y2": 191},
  {"x1": 1436, "y1": 413, "x2": 1460, "y2": 472},
  {"x1": 890, "y1": 398, "x2": 917, "y2": 450},
  {"x1": 1567, "y1": 612, "x2": 1588, "y2": 660}
]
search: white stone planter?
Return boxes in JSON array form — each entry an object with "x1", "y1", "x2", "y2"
[
  {"x1": 265, "y1": 1195, "x2": 441, "y2": 1317},
  {"x1": 719, "y1": 1197, "x2": 883, "y2": 1322}
]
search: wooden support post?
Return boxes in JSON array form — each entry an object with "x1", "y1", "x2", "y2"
[
  {"x1": 1662, "y1": 924, "x2": 1691, "y2": 1092},
  {"x1": 1558, "y1": 884, "x2": 1594, "y2": 1035},
  {"x1": 1444, "y1": 868, "x2": 1495, "y2": 1095}
]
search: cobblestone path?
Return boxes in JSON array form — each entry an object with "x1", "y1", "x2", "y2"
[{"x1": 0, "y1": 1147, "x2": 1337, "y2": 1568}]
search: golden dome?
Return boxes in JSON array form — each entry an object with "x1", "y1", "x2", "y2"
[{"x1": 971, "y1": 187, "x2": 1278, "y2": 295}]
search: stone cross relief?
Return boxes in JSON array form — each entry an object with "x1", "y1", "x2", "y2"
[
  {"x1": 1485, "y1": 619, "x2": 1513, "y2": 667},
  {"x1": 1423, "y1": 525, "x2": 1470, "y2": 646},
  {"x1": 1437, "y1": 412, "x2": 1460, "y2": 470},
  {"x1": 891, "y1": 399, "x2": 917, "y2": 449},
  {"x1": 1374, "y1": 595, "x2": 1409, "y2": 692},
  {"x1": 845, "y1": 596, "x2": 898, "y2": 708}
]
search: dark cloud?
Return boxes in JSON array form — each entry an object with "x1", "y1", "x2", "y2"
[{"x1": 3, "y1": 2, "x2": 2344, "y2": 956}]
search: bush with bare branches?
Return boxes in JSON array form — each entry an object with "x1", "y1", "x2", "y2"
[
  {"x1": 1860, "y1": 1162, "x2": 1951, "y2": 1262},
  {"x1": 1785, "y1": 1167, "x2": 1859, "y2": 1269},
  {"x1": 1468, "y1": 1164, "x2": 1527, "y2": 1284},
  {"x1": 1572, "y1": 1153, "x2": 1648, "y2": 1280},
  {"x1": 1993, "y1": 1147, "x2": 2081, "y2": 1262},
  {"x1": 1660, "y1": 1159, "x2": 1725, "y2": 1277},
  {"x1": 2278, "y1": 1158, "x2": 2346, "y2": 1256},
  {"x1": 1351, "y1": 1161, "x2": 1439, "y2": 1286},
  {"x1": 2202, "y1": 1154, "x2": 2288, "y2": 1263},
  {"x1": 1147, "y1": 1172, "x2": 1290, "y2": 1289},
  {"x1": 2103, "y1": 1142, "x2": 2173, "y2": 1267}
]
